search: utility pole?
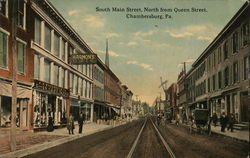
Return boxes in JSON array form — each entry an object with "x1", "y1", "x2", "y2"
[{"x1": 11, "y1": 0, "x2": 17, "y2": 151}]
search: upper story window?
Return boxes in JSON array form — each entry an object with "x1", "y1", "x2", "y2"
[
  {"x1": 17, "y1": 0, "x2": 26, "y2": 29},
  {"x1": 242, "y1": 22, "x2": 250, "y2": 46},
  {"x1": 34, "y1": 18, "x2": 41, "y2": 45},
  {"x1": 223, "y1": 40, "x2": 228, "y2": 60},
  {"x1": 244, "y1": 56, "x2": 250, "y2": 80},
  {"x1": 218, "y1": 71, "x2": 222, "y2": 89},
  {"x1": 54, "y1": 64, "x2": 59, "y2": 86},
  {"x1": 233, "y1": 62, "x2": 239, "y2": 83},
  {"x1": 217, "y1": 46, "x2": 221, "y2": 64},
  {"x1": 61, "y1": 39, "x2": 65, "y2": 61},
  {"x1": 44, "y1": 24, "x2": 51, "y2": 51},
  {"x1": 61, "y1": 68, "x2": 65, "y2": 88},
  {"x1": 54, "y1": 33, "x2": 60, "y2": 57},
  {"x1": 224, "y1": 67, "x2": 229, "y2": 87},
  {"x1": 232, "y1": 32, "x2": 239, "y2": 53},
  {"x1": 17, "y1": 40, "x2": 26, "y2": 74},
  {"x1": 34, "y1": 54, "x2": 40, "y2": 79},
  {"x1": 44, "y1": 60, "x2": 51, "y2": 83},
  {"x1": 0, "y1": 0, "x2": 7, "y2": 16},
  {"x1": 0, "y1": 30, "x2": 8, "y2": 68}
]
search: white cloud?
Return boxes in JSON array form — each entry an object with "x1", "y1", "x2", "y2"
[
  {"x1": 127, "y1": 60, "x2": 154, "y2": 71},
  {"x1": 156, "y1": 43, "x2": 170, "y2": 47},
  {"x1": 166, "y1": 24, "x2": 218, "y2": 40},
  {"x1": 134, "y1": 30, "x2": 156, "y2": 37},
  {"x1": 68, "y1": 10, "x2": 78, "y2": 16},
  {"x1": 82, "y1": 15, "x2": 105, "y2": 28},
  {"x1": 197, "y1": 36, "x2": 212, "y2": 41},
  {"x1": 127, "y1": 42, "x2": 138, "y2": 46},
  {"x1": 104, "y1": 33, "x2": 121, "y2": 38},
  {"x1": 169, "y1": 32, "x2": 193, "y2": 38}
]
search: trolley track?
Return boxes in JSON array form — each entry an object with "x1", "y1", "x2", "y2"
[{"x1": 127, "y1": 117, "x2": 175, "y2": 158}]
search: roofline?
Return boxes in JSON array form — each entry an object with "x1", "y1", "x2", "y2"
[{"x1": 192, "y1": 1, "x2": 249, "y2": 67}]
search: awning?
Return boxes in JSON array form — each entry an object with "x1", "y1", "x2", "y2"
[
  {"x1": 111, "y1": 107, "x2": 120, "y2": 114},
  {"x1": 71, "y1": 99, "x2": 80, "y2": 107}
]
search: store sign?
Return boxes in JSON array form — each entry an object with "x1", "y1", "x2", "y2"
[
  {"x1": 33, "y1": 80, "x2": 70, "y2": 97},
  {"x1": 69, "y1": 54, "x2": 97, "y2": 64}
]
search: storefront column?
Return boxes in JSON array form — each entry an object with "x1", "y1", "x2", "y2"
[
  {"x1": 55, "y1": 97, "x2": 58, "y2": 124},
  {"x1": 90, "y1": 103, "x2": 94, "y2": 122},
  {"x1": 230, "y1": 93, "x2": 233, "y2": 114}
]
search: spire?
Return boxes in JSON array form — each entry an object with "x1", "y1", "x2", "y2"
[{"x1": 105, "y1": 39, "x2": 109, "y2": 67}]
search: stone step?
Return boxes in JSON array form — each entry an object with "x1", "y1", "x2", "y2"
[{"x1": 234, "y1": 123, "x2": 249, "y2": 130}]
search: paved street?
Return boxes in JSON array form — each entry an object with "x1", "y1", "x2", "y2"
[{"x1": 1, "y1": 117, "x2": 246, "y2": 158}]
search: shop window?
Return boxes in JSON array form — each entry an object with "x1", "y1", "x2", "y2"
[
  {"x1": 54, "y1": 33, "x2": 60, "y2": 57},
  {"x1": 17, "y1": 0, "x2": 25, "y2": 29},
  {"x1": 44, "y1": 60, "x2": 51, "y2": 83},
  {"x1": 44, "y1": 24, "x2": 51, "y2": 51},
  {"x1": 242, "y1": 22, "x2": 250, "y2": 46},
  {"x1": 0, "y1": 0, "x2": 7, "y2": 16},
  {"x1": 0, "y1": 31, "x2": 8, "y2": 68},
  {"x1": 244, "y1": 56, "x2": 250, "y2": 80},
  {"x1": 34, "y1": 18, "x2": 41, "y2": 45},
  {"x1": 17, "y1": 41, "x2": 26, "y2": 74},
  {"x1": 34, "y1": 54, "x2": 40, "y2": 79}
]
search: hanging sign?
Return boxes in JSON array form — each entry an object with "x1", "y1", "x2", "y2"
[{"x1": 69, "y1": 54, "x2": 97, "y2": 64}]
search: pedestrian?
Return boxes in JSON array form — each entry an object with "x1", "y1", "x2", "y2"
[
  {"x1": 67, "y1": 114, "x2": 75, "y2": 135},
  {"x1": 220, "y1": 112, "x2": 227, "y2": 132},
  {"x1": 227, "y1": 113, "x2": 235, "y2": 132},
  {"x1": 212, "y1": 113, "x2": 218, "y2": 127},
  {"x1": 176, "y1": 114, "x2": 180, "y2": 126},
  {"x1": 47, "y1": 115, "x2": 54, "y2": 132},
  {"x1": 78, "y1": 113, "x2": 84, "y2": 134}
]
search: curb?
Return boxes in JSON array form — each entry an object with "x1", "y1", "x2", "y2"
[{"x1": 0, "y1": 123, "x2": 125, "y2": 158}]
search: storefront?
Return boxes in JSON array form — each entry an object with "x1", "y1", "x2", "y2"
[
  {"x1": 0, "y1": 79, "x2": 32, "y2": 129},
  {"x1": 33, "y1": 80, "x2": 69, "y2": 128}
]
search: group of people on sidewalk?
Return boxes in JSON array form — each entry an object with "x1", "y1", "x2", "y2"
[
  {"x1": 67, "y1": 113, "x2": 85, "y2": 135},
  {"x1": 211, "y1": 112, "x2": 236, "y2": 132}
]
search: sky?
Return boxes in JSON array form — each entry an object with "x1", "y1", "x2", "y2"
[{"x1": 50, "y1": 0, "x2": 246, "y2": 105}]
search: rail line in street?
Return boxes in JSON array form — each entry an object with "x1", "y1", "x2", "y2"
[{"x1": 127, "y1": 117, "x2": 176, "y2": 158}]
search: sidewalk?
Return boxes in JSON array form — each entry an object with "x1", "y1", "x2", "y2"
[
  {"x1": 210, "y1": 125, "x2": 249, "y2": 142},
  {"x1": 0, "y1": 121, "x2": 125, "y2": 158},
  {"x1": 173, "y1": 120, "x2": 249, "y2": 143}
]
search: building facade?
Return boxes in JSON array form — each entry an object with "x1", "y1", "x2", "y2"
[{"x1": 186, "y1": 2, "x2": 250, "y2": 122}]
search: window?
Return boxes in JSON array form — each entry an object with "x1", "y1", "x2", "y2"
[
  {"x1": 54, "y1": 64, "x2": 59, "y2": 86},
  {"x1": 242, "y1": 22, "x2": 250, "y2": 46},
  {"x1": 44, "y1": 60, "x2": 51, "y2": 83},
  {"x1": 213, "y1": 52, "x2": 216, "y2": 67},
  {"x1": 208, "y1": 77, "x2": 210, "y2": 92},
  {"x1": 34, "y1": 18, "x2": 41, "y2": 45},
  {"x1": 80, "y1": 79, "x2": 83, "y2": 96},
  {"x1": 0, "y1": 31, "x2": 8, "y2": 68},
  {"x1": 54, "y1": 33, "x2": 60, "y2": 57},
  {"x1": 218, "y1": 71, "x2": 222, "y2": 89},
  {"x1": 34, "y1": 54, "x2": 40, "y2": 79},
  {"x1": 223, "y1": 41, "x2": 228, "y2": 60},
  {"x1": 0, "y1": 0, "x2": 6, "y2": 16},
  {"x1": 74, "y1": 75, "x2": 78, "y2": 95},
  {"x1": 244, "y1": 56, "x2": 250, "y2": 80},
  {"x1": 224, "y1": 67, "x2": 229, "y2": 87},
  {"x1": 17, "y1": 0, "x2": 25, "y2": 28},
  {"x1": 70, "y1": 73, "x2": 73, "y2": 92},
  {"x1": 218, "y1": 46, "x2": 221, "y2": 64},
  {"x1": 233, "y1": 62, "x2": 239, "y2": 83},
  {"x1": 44, "y1": 24, "x2": 51, "y2": 51},
  {"x1": 17, "y1": 41, "x2": 25, "y2": 74},
  {"x1": 61, "y1": 68, "x2": 65, "y2": 88},
  {"x1": 232, "y1": 32, "x2": 238, "y2": 53},
  {"x1": 61, "y1": 40, "x2": 65, "y2": 61},
  {"x1": 85, "y1": 80, "x2": 87, "y2": 98},
  {"x1": 212, "y1": 75, "x2": 216, "y2": 91}
]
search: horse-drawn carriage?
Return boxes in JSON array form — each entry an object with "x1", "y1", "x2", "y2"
[{"x1": 190, "y1": 108, "x2": 210, "y2": 134}]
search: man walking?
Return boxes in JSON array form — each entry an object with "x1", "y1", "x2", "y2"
[
  {"x1": 220, "y1": 112, "x2": 227, "y2": 132},
  {"x1": 78, "y1": 113, "x2": 84, "y2": 134},
  {"x1": 67, "y1": 114, "x2": 75, "y2": 135}
]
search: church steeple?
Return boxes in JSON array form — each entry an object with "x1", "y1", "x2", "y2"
[{"x1": 105, "y1": 39, "x2": 109, "y2": 67}]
